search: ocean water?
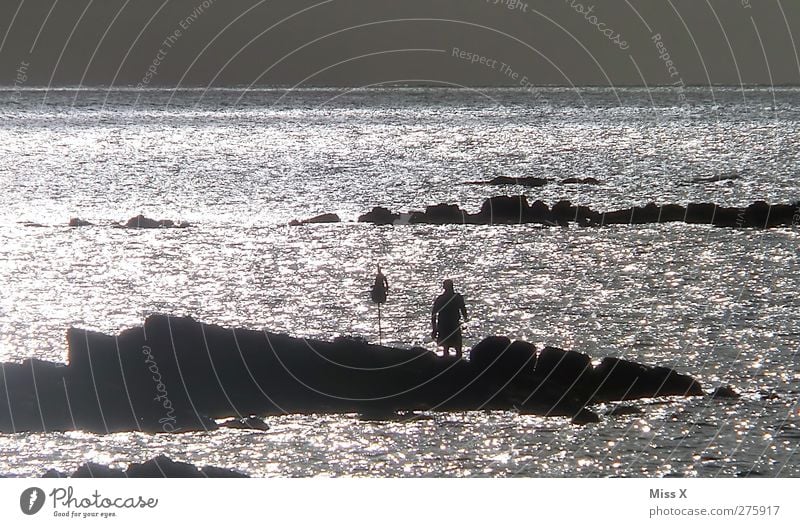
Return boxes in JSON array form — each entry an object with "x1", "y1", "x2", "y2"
[{"x1": 0, "y1": 87, "x2": 798, "y2": 477}]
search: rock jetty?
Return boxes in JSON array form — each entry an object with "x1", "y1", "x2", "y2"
[
  {"x1": 0, "y1": 315, "x2": 703, "y2": 434},
  {"x1": 357, "y1": 197, "x2": 799, "y2": 228}
]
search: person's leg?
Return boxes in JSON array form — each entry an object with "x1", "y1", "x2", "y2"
[{"x1": 454, "y1": 328, "x2": 463, "y2": 359}]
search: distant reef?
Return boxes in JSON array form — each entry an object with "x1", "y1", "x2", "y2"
[
  {"x1": 66, "y1": 215, "x2": 190, "y2": 229},
  {"x1": 354, "y1": 197, "x2": 799, "y2": 228},
  {"x1": 467, "y1": 176, "x2": 552, "y2": 187},
  {"x1": 467, "y1": 176, "x2": 600, "y2": 186},
  {"x1": 1, "y1": 315, "x2": 705, "y2": 434}
]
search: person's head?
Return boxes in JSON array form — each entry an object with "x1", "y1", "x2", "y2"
[{"x1": 442, "y1": 279, "x2": 454, "y2": 293}]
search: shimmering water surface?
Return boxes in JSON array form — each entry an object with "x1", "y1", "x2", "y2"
[{"x1": 0, "y1": 87, "x2": 798, "y2": 477}]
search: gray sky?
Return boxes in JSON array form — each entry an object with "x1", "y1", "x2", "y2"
[{"x1": 2, "y1": 0, "x2": 799, "y2": 87}]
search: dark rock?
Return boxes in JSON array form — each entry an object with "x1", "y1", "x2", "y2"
[
  {"x1": 289, "y1": 213, "x2": 341, "y2": 226},
  {"x1": 109, "y1": 455, "x2": 249, "y2": 478},
  {"x1": 68, "y1": 218, "x2": 92, "y2": 227},
  {"x1": 599, "y1": 208, "x2": 632, "y2": 225},
  {"x1": 710, "y1": 386, "x2": 740, "y2": 399},
  {"x1": 471, "y1": 176, "x2": 551, "y2": 187},
  {"x1": 124, "y1": 215, "x2": 189, "y2": 229},
  {"x1": 220, "y1": 416, "x2": 270, "y2": 431},
  {"x1": 606, "y1": 405, "x2": 643, "y2": 416},
  {"x1": 534, "y1": 347, "x2": 593, "y2": 397},
  {"x1": 593, "y1": 357, "x2": 703, "y2": 401},
  {"x1": 571, "y1": 408, "x2": 601, "y2": 425},
  {"x1": 199, "y1": 465, "x2": 249, "y2": 478},
  {"x1": 529, "y1": 200, "x2": 550, "y2": 222},
  {"x1": 477, "y1": 195, "x2": 530, "y2": 224},
  {"x1": 631, "y1": 203, "x2": 663, "y2": 224},
  {"x1": 359, "y1": 410, "x2": 401, "y2": 421},
  {"x1": 470, "y1": 337, "x2": 535, "y2": 380},
  {"x1": 685, "y1": 203, "x2": 717, "y2": 224},
  {"x1": 42, "y1": 469, "x2": 67, "y2": 478},
  {"x1": 125, "y1": 455, "x2": 202, "y2": 478},
  {"x1": 357, "y1": 206, "x2": 400, "y2": 225},
  {"x1": 418, "y1": 203, "x2": 467, "y2": 224},
  {"x1": 0, "y1": 359, "x2": 70, "y2": 433},
  {"x1": 1, "y1": 315, "x2": 704, "y2": 434},
  {"x1": 72, "y1": 463, "x2": 125, "y2": 478},
  {"x1": 744, "y1": 201, "x2": 772, "y2": 228},
  {"x1": 711, "y1": 207, "x2": 743, "y2": 227},
  {"x1": 659, "y1": 204, "x2": 687, "y2": 223},
  {"x1": 355, "y1": 199, "x2": 796, "y2": 228},
  {"x1": 551, "y1": 200, "x2": 577, "y2": 225},
  {"x1": 561, "y1": 177, "x2": 600, "y2": 185}
]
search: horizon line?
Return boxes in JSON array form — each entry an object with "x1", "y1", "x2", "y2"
[{"x1": 2, "y1": 83, "x2": 800, "y2": 90}]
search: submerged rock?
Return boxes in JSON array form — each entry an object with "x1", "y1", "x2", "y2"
[
  {"x1": 692, "y1": 174, "x2": 740, "y2": 183},
  {"x1": 469, "y1": 176, "x2": 551, "y2": 187},
  {"x1": 710, "y1": 386, "x2": 741, "y2": 399},
  {"x1": 68, "y1": 217, "x2": 92, "y2": 227},
  {"x1": 561, "y1": 177, "x2": 600, "y2": 185},
  {"x1": 123, "y1": 215, "x2": 189, "y2": 229},
  {"x1": 606, "y1": 405, "x2": 643, "y2": 416},
  {"x1": 288, "y1": 213, "x2": 341, "y2": 226},
  {"x1": 220, "y1": 416, "x2": 270, "y2": 431}
]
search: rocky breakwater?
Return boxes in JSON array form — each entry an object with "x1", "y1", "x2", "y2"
[
  {"x1": 0, "y1": 315, "x2": 703, "y2": 433},
  {"x1": 358, "y1": 196, "x2": 800, "y2": 228}
]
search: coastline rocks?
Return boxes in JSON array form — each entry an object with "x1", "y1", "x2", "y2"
[
  {"x1": 66, "y1": 456, "x2": 247, "y2": 478},
  {"x1": 68, "y1": 218, "x2": 92, "y2": 227},
  {"x1": 123, "y1": 215, "x2": 190, "y2": 229},
  {"x1": 411, "y1": 204, "x2": 466, "y2": 224},
  {"x1": 124, "y1": 455, "x2": 247, "y2": 478},
  {"x1": 355, "y1": 197, "x2": 799, "y2": 229},
  {"x1": 289, "y1": 213, "x2": 341, "y2": 226},
  {"x1": 477, "y1": 195, "x2": 531, "y2": 224},
  {"x1": 72, "y1": 463, "x2": 125, "y2": 478},
  {"x1": 358, "y1": 206, "x2": 400, "y2": 225},
  {"x1": 0, "y1": 315, "x2": 704, "y2": 434}
]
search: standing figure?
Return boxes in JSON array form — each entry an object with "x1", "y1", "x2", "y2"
[
  {"x1": 371, "y1": 265, "x2": 389, "y2": 345},
  {"x1": 431, "y1": 279, "x2": 468, "y2": 358},
  {"x1": 371, "y1": 265, "x2": 389, "y2": 304}
]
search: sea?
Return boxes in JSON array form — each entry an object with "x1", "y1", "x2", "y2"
[{"x1": 0, "y1": 86, "x2": 798, "y2": 477}]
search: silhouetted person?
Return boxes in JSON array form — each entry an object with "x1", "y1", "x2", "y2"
[
  {"x1": 431, "y1": 279, "x2": 468, "y2": 358},
  {"x1": 371, "y1": 265, "x2": 389, "y2": 304}
]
